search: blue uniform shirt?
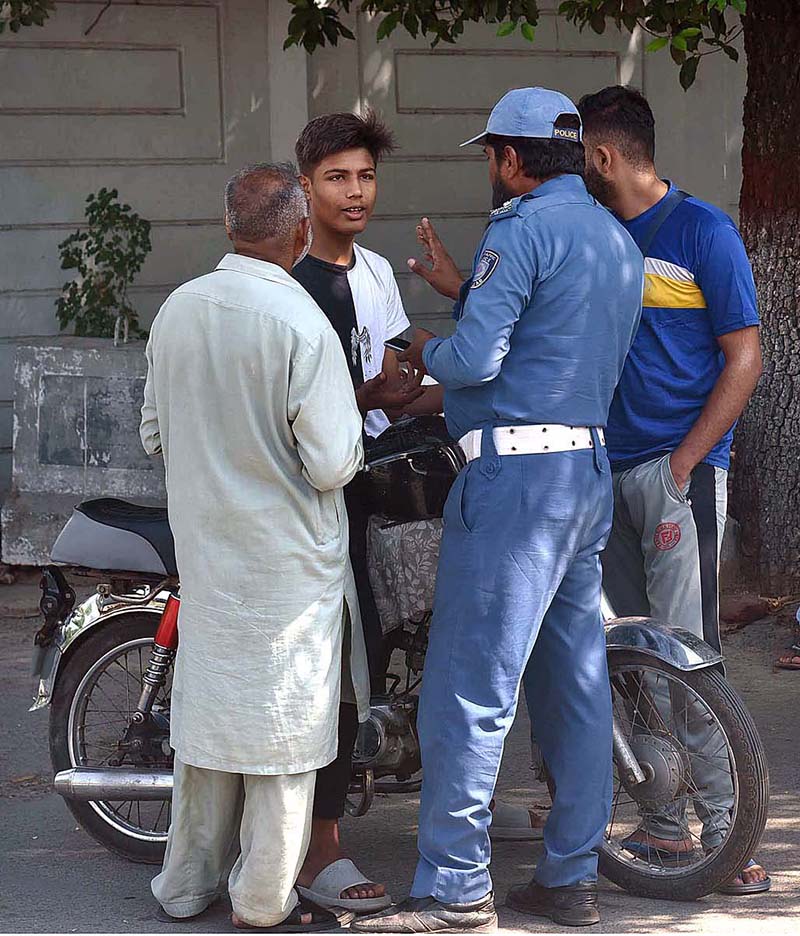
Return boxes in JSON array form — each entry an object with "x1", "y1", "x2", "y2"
[
  {"x1": 423, "y1": 174, "x2": 644, "y2": 441},
  {"x1": 606, "y1": 184, "x2": 760, "y2": 470}
]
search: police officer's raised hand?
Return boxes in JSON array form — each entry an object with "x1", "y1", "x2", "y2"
[
  {"x1": 408, "y1": 218, "x2": 463, "y2": 300},
  {"x1": 356, "y1": 371, "x2": 424, "y2": 417}
]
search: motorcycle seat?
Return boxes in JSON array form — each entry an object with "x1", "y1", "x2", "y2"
[{"x1": 51, "y1": 498, "x2": 177, "y2": 576}]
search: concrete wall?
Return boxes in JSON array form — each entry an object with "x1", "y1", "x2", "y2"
[
  {"x1": 0, "y1": 0, "x2": 308, "y2": 501},
  {"x1": 0, "y1": 1, "x2": 746, "y2": 504},
  {"x1": 1, "y1": 337, "x2": 167, "y2": 564}
]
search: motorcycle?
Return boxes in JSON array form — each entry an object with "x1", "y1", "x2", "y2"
[{"x1": 31, "y1": 416, "x2": 768, "y2": 901}]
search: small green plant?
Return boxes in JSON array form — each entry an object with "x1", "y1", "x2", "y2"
[{"x1": 57, "y1": 188, "x2": 152, "y2": 340}]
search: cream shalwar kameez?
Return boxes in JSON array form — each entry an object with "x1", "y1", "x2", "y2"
[{"x1": 140, "y1": 253, "x2": 368, "y2": 925}]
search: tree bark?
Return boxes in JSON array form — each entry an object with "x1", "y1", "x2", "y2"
[{"x1": 731, "y1": 1, "x2": 800, "y2": 593}]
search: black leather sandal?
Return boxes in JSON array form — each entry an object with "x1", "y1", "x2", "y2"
[
  {"x1": 717, "y1": 860, "x2": 772, "y2": 896},
  {"x1": 231, "y1": 897, "x2": 354, "y2": 932}
]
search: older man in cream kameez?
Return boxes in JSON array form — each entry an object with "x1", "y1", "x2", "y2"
[{"x1": 140, "y1": 163, "x2": 368, "y2": 931}]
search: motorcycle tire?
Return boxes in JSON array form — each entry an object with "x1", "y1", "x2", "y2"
[
  {"x1": 49, "y1": 613, "x2": 169, "y2": 865},
  {"x1": 596, "y1": 650, "x2": 769, "y2": 901}
]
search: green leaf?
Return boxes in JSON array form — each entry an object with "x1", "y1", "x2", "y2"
[
  {"x1": 670, "y1": 44, "x2": 687, "y2": 65},
  {"x1": 497, "y1": 21, "x2": 516, "y2": 37},
  {"x1": 679, "y1": 28, "x2": 702, "y2": 38},
  {"x1": 376, "y1": 13, "x2": 399, "y2": 41},
  {"x1": 646, "y1": 36, "x2": 669, "y2": 53},
  {"x1": 671, "y1": 35, "x2": 688, "y2": 52},
  {"x1": 722, "y1": 44, "x2": 740, "y2": 62},
  {"x1": 403, "y1": 12, "x2": 419, "y2": 38},
  {"x1": 680, "y1": 57, "x2": 700, "y2": 91},
  {"x1": 589, "y1": 12, "x2": 606, "y2": 34},
  {"x1": 731, "y1": 0, "x2": 747, "y2": 13},
  {"x1": 521, "y1": 22, "x2": 535, "y2": 42}
]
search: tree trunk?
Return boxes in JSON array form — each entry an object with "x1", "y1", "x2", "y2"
[{"x1": 731, "y1": 1, "x2": 800, "y2": 593}]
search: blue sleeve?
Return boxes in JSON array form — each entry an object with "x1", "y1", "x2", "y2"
[
  {"x1": 423, "y1": 218, "x2": 536, "y2": 388},
  {"x1": 696, "y1": 221, "x2": 760, "y2": 337}
]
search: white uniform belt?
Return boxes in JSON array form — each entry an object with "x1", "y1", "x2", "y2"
[{"x1": 458, "y1": 425, "x2": 605, "y2": 462}]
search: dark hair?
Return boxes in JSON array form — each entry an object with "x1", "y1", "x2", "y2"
[
  {"x1": 295, "y1": 109, "x2": 396, "y2": 175},
  {"x1": 224, "y1": 162, "x2": 307, "y2": 243},
  {"x1": 578, "y1": 86, "x2": 655, "y2": 167},
  {"x1": 486, "y1": 115, "x2": 585, "y2": 181}
]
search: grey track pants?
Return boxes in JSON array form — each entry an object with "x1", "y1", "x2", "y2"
[
  {"x1": 602, "y1": 453, "x2": 732, "y2": 848},
  {"x1": 151, "y1": 758, "x2": 316, "y2": 926}
]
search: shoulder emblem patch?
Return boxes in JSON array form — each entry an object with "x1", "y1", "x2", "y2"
[{"x1": 470, "y1": 249, "x2": 500, "y2": 290}]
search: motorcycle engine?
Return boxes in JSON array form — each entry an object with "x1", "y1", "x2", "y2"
[{"x1": 353, "y1": 699, "x2": 420, "y2": 780}]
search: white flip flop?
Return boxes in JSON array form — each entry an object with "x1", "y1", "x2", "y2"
[
  {"x1": 295, "y1": 858, "x2": 393, "y2": 914},
  {"x1": 489, "y1": 800, "x2": 545, "y2": 842}
]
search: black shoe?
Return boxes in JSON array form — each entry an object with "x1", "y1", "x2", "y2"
[
  {"x1": 506, "y1": 880, "x2": 600, "y2": 927},
  {"x1": 350, "y1": 893, "x2": 498, "y2": 933}
]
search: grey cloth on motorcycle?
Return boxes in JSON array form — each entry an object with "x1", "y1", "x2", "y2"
[
  {"x1": 366, "y1": 517, "x2": 443, "y2": 634},
  {"x1": 140, "y1": 253, "x2": 370, "y2": 776},
  {"x1": 151, "y1": 757, "x2": 315, "y2": 926}
]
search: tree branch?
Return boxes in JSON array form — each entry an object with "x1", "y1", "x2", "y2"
[{"x1": 84, "y1": 0, "x2": 113, "y2": 37}]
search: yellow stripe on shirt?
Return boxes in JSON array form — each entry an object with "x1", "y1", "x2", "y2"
[{"x1": 643, "y1": 272, "x2": 707, "y2": 309}]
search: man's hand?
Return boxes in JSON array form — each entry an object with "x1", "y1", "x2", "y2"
[
  {"x1": 408, "y1": 218, "x2": 463, "y2": 300},
  {"x1": 667, "y1": 326, "x2": 763, "y2": 494},
  {"x1": 356, "y1": 371, "x2": 424, "y2": 416},
  {"x1": 399, "y1": 384, "x2": 445, "y2": 417},
  {"x1": 396, "y1": 328, "x2": 436, "y2": 382},
  {"x1": 669, "y1": 449, "x2": 695, "y2": 495}
]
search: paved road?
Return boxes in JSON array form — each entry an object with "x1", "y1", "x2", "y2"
[{"x1": 1, "y1": 582, "x2": 798, "y2": 934}]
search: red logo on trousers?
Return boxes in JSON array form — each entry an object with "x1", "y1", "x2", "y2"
[{"x1": 654, "y1": 522, "x2": 682, "y2": 551}]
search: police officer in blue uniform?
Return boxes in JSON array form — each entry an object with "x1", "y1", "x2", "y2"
[{"x1": 352, "y1": 88, "x2": 644, "y2": 933}]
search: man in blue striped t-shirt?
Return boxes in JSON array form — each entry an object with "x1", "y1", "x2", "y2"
[{"x1": 579, "y1": 85, "x2": 767, "y2": 897}]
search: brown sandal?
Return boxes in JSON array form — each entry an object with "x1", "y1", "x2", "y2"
[{"x1": 775, "y1": 644, "x2": 800, "y2": 670}]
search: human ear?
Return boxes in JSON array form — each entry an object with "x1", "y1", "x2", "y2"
[
  {"x1": 291, "y1": 217, "x2": 312, "y2": 266},
  {"x1": 502, "y1": 144, "x2": 522, "y2": 181},
  {"x1": 594, "y1": 144, "x2": 614, "y2": 178}
]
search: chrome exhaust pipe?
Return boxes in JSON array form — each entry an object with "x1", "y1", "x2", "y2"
[{"x1": 54, "y1": 767, "x2": 173, "y2": 801}]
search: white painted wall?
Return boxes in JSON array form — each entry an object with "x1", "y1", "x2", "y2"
[
  {"x1": 0, "y1": 0, "x2": 746, "y2": 500},
  {"x1": 308, "y1": 8, "x2": 746, "y2": 336}
]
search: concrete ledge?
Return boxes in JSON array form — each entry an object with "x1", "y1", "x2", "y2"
[{"x1": 1, "y1": 337, "x2": 165, "y2": 566}]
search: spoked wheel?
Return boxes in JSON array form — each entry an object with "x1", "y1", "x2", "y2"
[
  {"x1": 50, "y1": 615, "x2": 173, "y2": 864},
  {"x1": 598, "y1": 650, "x2": 768, "y2": 900}
]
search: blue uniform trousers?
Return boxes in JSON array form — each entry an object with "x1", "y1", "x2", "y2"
[{"x1": 410, "y1": 430, "x2": 614, "y2": 903}]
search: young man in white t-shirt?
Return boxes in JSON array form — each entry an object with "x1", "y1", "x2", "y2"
[{"x1": 291, "y1": 110, "x2": 422, "y2": 915}]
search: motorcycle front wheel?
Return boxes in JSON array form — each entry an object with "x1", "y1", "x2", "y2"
[
  {"x1": 597, "y1": 650, "x2": 769, "y2": 901},
  {"x1": 49, "y1": 614, "x2": 171, "y2": 864}
]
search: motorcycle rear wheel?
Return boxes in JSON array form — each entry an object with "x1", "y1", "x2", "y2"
[
  {"x1": 596, "y1": 650, "x2": 769, "y2": 901},
  {"x1": 50, "y1": 614, "x2": 170, "y2": 864}
]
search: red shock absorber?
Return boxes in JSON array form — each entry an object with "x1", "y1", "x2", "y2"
[
  {"x1": 154, "y1": 593, "x2": 180, "y2": 650},
  {"x1": 133, "y1": 592, "x2": 180, "y2": 719}
]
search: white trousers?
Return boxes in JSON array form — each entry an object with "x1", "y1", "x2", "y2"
[{"x1": 151, "y1": 757, "x2": 316, "y2": 926}]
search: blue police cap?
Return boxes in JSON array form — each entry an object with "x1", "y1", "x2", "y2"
[{"x1": 460, "y1": 87, "x2": 582, "y2": 147}]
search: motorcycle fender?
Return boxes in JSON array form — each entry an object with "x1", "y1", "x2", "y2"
[
  {"x1": 604, "y1": 616, "x2": 724, "y2": 672},
  {"x1": 29, "y1": 590, "x2": 169, "y2": 712},
  {"x1": 30, "y1": 642, "x2": 62, "y2": 712}
]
